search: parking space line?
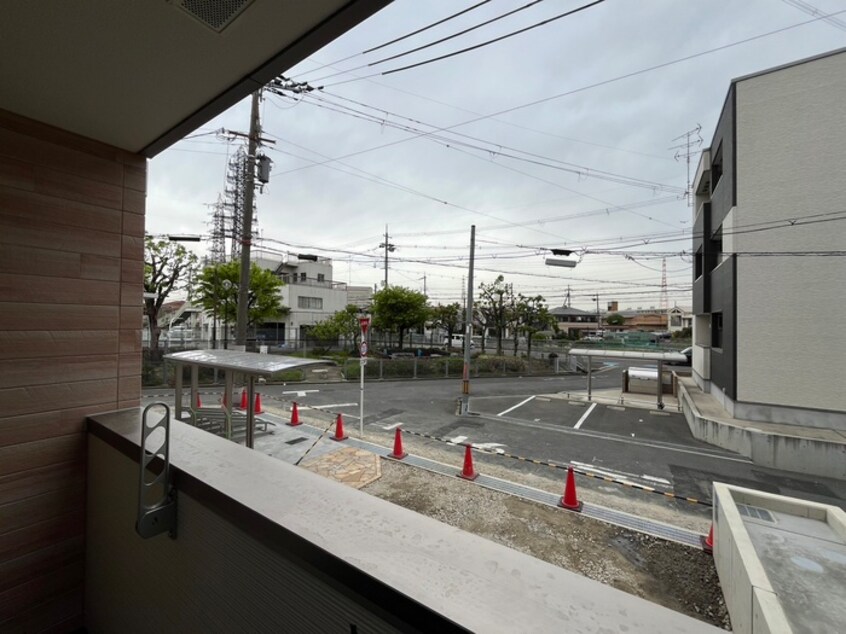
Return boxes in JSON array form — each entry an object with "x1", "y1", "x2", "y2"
[
  {"x1": 573, "y1": 402, "x2": 597, "y2": 429},
  {"x1": 497, "y1": 395, "x2": 535, "y2": 417}
]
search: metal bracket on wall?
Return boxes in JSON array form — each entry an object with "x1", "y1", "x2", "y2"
[{"x1": 136, "y1": 403, "x2": 177, "y2": 539}]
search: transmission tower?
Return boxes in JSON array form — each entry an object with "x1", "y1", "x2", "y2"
[
  {"x1": 206, "y1": 195, "x2": 227, "y2": 265},
  {"x1": 223, "y1": 146, "x2": 249, "y2": 261},
  {"x1": 670, "y1": 125, "x2": 703, "y2": 207},
  {"x1": 660, "y1": 258, "x2": 668, "y2": 311}
]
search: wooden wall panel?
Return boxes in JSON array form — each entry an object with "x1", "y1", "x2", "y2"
[
  {"x1": 0, "y1": 331, "x2": 119, "y2": 360},
  {"x1": 0, "y1": 107, "x2": 146, "y2": 631}
]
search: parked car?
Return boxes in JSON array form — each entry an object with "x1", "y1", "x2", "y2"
[{"x1": 443, "y1": 335, "x2": 474, "y2": 349}]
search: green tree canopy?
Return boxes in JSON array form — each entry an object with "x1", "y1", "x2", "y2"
[
  {"x1": 371, "y1": 286, "x2": 429, "y2": 349},
  {"x1": 478, "y1": 275, "x2": 513, "y2": 355},
  {"x1": 515, "y1": 294, "x2": 553, "y2": 358},
  {"x1": 605, "y1": 312, "x2": 625, "y2": 326},
  {"x1": 193, "y1": 261, "x2": 287, "y2": 343},
  {"x1": 309, "y1": 304, "x2": 363, "y2": 352},
  {"x1": 430, "y1": 302, "x2": 462, "y2": 344},
  {"x1": 144, "y1": 236, "x2": 199, "y2": 352}
]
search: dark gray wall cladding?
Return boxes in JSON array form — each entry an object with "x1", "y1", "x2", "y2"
[
  {"x1": 709, "y1": 255, "x2": 736, "y2": 399},
  {"x1": 692, "y1": 202, "x2": 710, "y2": 314},
  {"x1": 709, "y1": 85, "x2": 736, "y2": 230}
]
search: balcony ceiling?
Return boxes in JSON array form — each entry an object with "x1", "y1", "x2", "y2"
[{"x1": 0, "y1": 0, "x2": 389, "y2": 156}]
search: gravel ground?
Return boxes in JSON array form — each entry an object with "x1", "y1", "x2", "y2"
[
  {"x1": 365, "y1": 460, "x2": 731, "y2": 629},
  {"x1": 264, "y1": 404, "x2": 730, "y2": 628}
]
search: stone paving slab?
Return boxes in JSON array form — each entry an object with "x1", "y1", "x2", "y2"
[{"x1": 301, "y1": 447, "x2": 381, "y2": 489}]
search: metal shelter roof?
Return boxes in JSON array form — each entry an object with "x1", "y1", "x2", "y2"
[
  {"x1": 569, "y1": 348, "x2": 688, "y2": 362},
  {"x1": 164, "y1": 350, "x2": 328, "y2": 376}
]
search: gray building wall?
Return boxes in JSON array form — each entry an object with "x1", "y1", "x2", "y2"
[{"x1": 734, "y1": 51, "x2": 846, "y2": 418}]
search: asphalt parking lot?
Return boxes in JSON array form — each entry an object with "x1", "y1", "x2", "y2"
[{"x1": 468, "y1": 395, "x2": 716, "y2": 450}]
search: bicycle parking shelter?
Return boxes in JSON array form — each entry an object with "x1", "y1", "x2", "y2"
[
  {"x1": 164, "y1": 349, "x2": 326, "y2": 448},
  {"x1": 569, "y1": 348, "x2": 688, "y2": 410}
]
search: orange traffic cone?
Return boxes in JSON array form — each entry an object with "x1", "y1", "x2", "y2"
[
  {"x1": 458, "y1": 444, "x2": 478, "y2": 481},
  {"x1": 331, "y1": 413, "x2": 348, "y2": 441},
  {"x1": 253, "y1": 392, "x2": 264, "y2": 415},
  {"x1": 195, "y1": 393, "x2": 202, "y2": 408},
  {"x1": 559, "y1": 466, "x2": 583, "y2": 512},
  {"x1": 701, "y1": 523, "x2": 714, "y2": 554},
  {"x1": 238, "y1": 388, "x2": 248, "y2": 410},
  {"x1": 288, "y1": 402, "x2": 301, "y2": 426},
  {"x1": 389, "y1": 428, "x2": 407, "y2": 460}
]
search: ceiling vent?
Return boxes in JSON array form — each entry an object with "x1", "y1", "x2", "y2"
[{"x1": 176, "y1": 0, "x2": 255, "y2": 33}]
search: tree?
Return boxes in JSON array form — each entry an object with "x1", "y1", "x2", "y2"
[
  {"x1": 194, "y1": 261, "x2": 287, "y2": 346},
  {"x1": 430, "y1": 303, "x2": 462, "y2": 346},
  {"x1": 515, "y1": 294, "x2": 553, "y2": 360},
  {"x1": 144, "y1": 236, "x2": 199, "y2": 353},
  {"x1": 606, "y1": 312, "x2": 625, "y2": 326},
  {"x1": 371, "y1": 286, "x2": 429, "y2": 349},
  {"x1": 477, "y1": 275, "x2": 513, "y2": 355},
  {"x1": 308, "y1": 304, "x2": 362, "y2": 352}
]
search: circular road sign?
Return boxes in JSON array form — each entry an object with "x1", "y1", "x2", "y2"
[{"x1": 359, "y1": 342, "x2": 368, "y2": 357}]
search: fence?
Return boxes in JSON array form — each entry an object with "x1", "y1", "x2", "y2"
[{"x1": 341, "y1": 354, "x2": 563, "y2": 381}]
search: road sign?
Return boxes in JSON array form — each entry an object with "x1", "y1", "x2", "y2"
[
  {"x1": 359, "y1": 357, "x2": 367, "y2": 367},
  {"x1": 359, "y1": 341, "x2": 368, "y2": 357},
  {"x1": 359, "y1": 317, "x2": 370, "y2": 337}
]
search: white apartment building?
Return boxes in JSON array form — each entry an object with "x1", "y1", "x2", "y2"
[{"x1": 688, "y1": 48, "x2": 846, "y2": 430}]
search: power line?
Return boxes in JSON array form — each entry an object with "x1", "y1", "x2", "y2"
[{"x1": 292, "y1": 1, "x2": 495, "y2": 79}]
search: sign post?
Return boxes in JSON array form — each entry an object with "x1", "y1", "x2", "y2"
[{"x1": 358, "y1": 316, "x2": 370, "y2": 436}]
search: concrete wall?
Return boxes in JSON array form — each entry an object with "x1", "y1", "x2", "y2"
[
  {"x1": 87, "y1": 412, "x2": 720, "y2": 633},
  {"x1": 0, "y1": 108, "x2": 145, "y2": 630},
  {"x1": 734, "y1": 51, "x2": 846, "y2": 415}
]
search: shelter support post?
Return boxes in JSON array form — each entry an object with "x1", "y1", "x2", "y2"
[
  {"x1": 586, "y1": 356, "x2": 592, "y2": 401},
  {"x1": 224, "y1": 371, "x2": 234, "y2": 439},
  {"x1": 174, "y1": 363, "x2": 183, "y2": 421},
  {"x1": 246, "y1": 375, "x2": 256, "y2": 449},
  {"x1": 656, "y1": 360, "x2": 664, "y2": 410}
]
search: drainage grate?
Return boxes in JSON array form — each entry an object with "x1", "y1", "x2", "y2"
[
  {"x1": 285, "y1": 437, "x2": 309, "y2": 446},
  {"x1": 737, "y1": 504, "x2": 775, "y2": 523}
]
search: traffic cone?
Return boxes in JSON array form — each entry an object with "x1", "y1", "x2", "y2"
[
  {"x1": 331, "y1": 413, "x2": 348, "y2": 441},
  {"x1": 389, "y1": 428, "x2": 407, "y2": 460},
  {"x1": 254, "y1": 392, "x2": 264, "y2": 415},
  {"x1": 238, "y1": 388, "x2": 248, "y2": 410},
  {"x1": 559, "y1": 466, "x2": 583, "y2": 512},
  {"x1": 701, "y1": 523, "x2": 714, "y2": 554},
  {"x1": 458, "y1": 444, "x2": 478, "y2": 481},
  {"x1": 288, "y1": 402, "x2": 301, "y2": 426},
  {"x1": 195, "y1": 393, "x2": 202, "y2": 408}
]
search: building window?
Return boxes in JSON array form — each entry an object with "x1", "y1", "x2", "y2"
[
  {"x1": 317, "y1": 273, "x2": 325, "y2": 283},
  {"x1": 712, "y1": 225, "x2": 724, "y2": 266},
  {"x1": 695, "y1": 247, "x2": 703, "y2": 279},
  {"x1": 298, "y1": 296, "x2": 323, "y2": 310},
  {"x1": 299, "y1": 272, "x2": 307, "y2": 282},
  {"x1": 711, "y1": 142, "x2": 723, "y2": 192},
  {"x1": 671, "y1": 315, "x2": 681, "y2": 327},
  {"x1": 711, "y1": 312, "x2": 723, "y2": 348}
]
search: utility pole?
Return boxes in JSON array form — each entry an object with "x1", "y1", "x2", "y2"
[
  {"x1": 423, "y1": 273, "x2": 427, "y2": 296},
  {"x1": 565, "y1": 285, "x2": 571, "y2": 308},
  {"x1": 593, "y1": 294, "x2": 601, "y2": 334},
  {"x1": 461, "y1": 225, "x2": 476, "y2": 412},
  {"x1": 379, "y1": 225, "x2": 395, "y2": 288},
  {"x1": 235, "y1": 91, "x2": 261, "y2": 350}
]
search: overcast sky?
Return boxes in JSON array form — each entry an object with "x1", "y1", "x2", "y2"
[{"x1": 146, "y1": 0, "x2": 846, "y2": 312}]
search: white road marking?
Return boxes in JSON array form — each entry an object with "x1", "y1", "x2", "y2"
[
  {"x1": 497, "y1": 395, "x2": 536, "y2": 417},
  {"x1": 446, "y1": 435, "x2": 468, "y2": 445},
  {"x1": 536, "y1": 397, "x2": 550, "y2": 402},
  {"x1": 593, "y1": 365, "x2": 618, "y2": 375},
  {"x1": 310, "y1": 402, "x2": 357, "y2": 410},
  {"x1": 382, "y1": 422, "x2": 403, "y2": 430},
  {"x1": 282, "y1": 389, "x2": 319, "y2": 397},
  {"x1": 571, "y1": 460, "x2": 671, "y2": 489},
  {"x1": 642, "y1": 475, "x2": 672, "y2": 485},
  {"x1": 470, "y1": 442, "x2": 506, "y2": 454},
  {"x1": 573, "y1": 402, "x2": 597, "y2": 430}
]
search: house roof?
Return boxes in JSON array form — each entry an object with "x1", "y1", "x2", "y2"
[
  {"x1": 732, "y1": 45, "x2": 846, "y2": 86},
  {"x1": 1, "y1": 1, "x2": 390, "y2": 156},
  {"x1": 550, "y1": 306, "x2": 594, "y2": 316}
]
